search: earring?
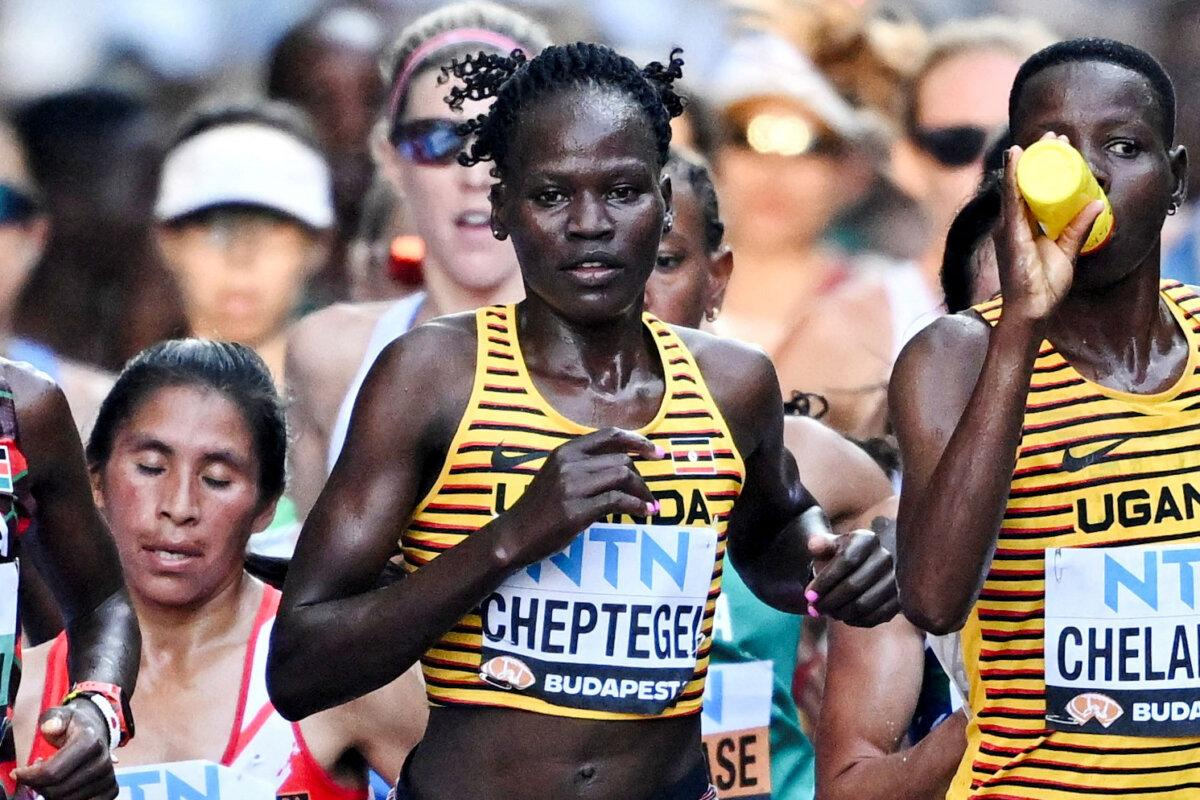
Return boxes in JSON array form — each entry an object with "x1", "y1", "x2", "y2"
[
  {"x1": 705, "y1": 307, "x2": 720, "y2": 322},
  {"x1": 1168, "y1": 203, "x2": 1179, "y2": 216},
  {"x1": 663, "y1": 212, "x2": 674, "y2": 234}
]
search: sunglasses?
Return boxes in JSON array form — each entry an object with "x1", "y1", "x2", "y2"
[
  {"x1": 911, "y1": 125, "x2": 989, "y2": 168},
  {"x1": 728, "y1": 113, "x2": 843, "y2": 158},
  {"x1": 0, "y1": 183, "x2": 39, "y2": 224},
  {"x1": 393, "y1": 118, "x2": 466, "y2": 166}
]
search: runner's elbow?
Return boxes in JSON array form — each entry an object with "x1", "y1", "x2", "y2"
[
  {"x1": 900, "y1": 588, "x2": 968, "y2": 635},
  {"x1": 266, "y1": 627, "x2": 324, "y2": 720}
]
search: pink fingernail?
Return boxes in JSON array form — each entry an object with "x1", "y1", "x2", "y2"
[
  {"x1": 646, "y1": 502, "x2": 657, "y2": 515},
  {"x1": 654, "y1": 445, "x2": 666, "y2": 459},
  {"x1": 805, "y1": 589, "x2": 819, "y2": 603},
  {"x1": 807, "y1": 607, "x2": 820, "y2": 618}
]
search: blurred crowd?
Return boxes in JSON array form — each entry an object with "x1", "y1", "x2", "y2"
[{"x1": 1, "y1": 0, "x2": 1198, "y2": 797}]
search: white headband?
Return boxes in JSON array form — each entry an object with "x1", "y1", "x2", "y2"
[{"x1": 155, "y1": 123, "x2": 334, "y2": 229}]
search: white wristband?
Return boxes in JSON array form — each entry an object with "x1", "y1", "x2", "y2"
[{"x1": 79, "y1": 693, "x2": 120, "y2": 752}]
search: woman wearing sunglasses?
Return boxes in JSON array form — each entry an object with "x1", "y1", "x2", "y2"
[
  {"x1": 899, "y1": 17, "x2": 1053, "y2": 298},
  {"x1": 286, "y1": 1, "x2": 548, "y2": 519}
]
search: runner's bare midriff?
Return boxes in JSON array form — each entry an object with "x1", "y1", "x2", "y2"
[{"x1": 408, "y1": 707, "x2": 703, "y2": 800}]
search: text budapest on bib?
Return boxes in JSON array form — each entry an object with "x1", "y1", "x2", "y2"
[
  {"x1": 1045, "y1": 543, "x2": 1200, "y2": 736},
  {"x1": 480, "y1": 522, "x2": 717, "y2": 714}
]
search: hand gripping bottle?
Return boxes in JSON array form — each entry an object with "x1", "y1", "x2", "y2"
[{"x1": 1015, "y1": 139, "x2": 1114, "y2": 254}]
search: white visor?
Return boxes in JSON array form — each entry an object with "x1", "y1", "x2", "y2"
[{"x1": 155, "y1": 123, "x2": 334, "y2": 229}]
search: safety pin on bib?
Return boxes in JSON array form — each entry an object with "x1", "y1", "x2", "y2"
[{"x1": 1052, "y1": 548, "x2": 1064, "y2": 583}]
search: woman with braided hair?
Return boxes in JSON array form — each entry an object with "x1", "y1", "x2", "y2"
[{"x1": 270, "y1": 42, "x2": 899, "y2": 800}]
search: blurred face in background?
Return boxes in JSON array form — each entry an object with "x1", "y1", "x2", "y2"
[
  {"x1": 715, "y1": 97, "x2": 871, "y2": 254},
  {"x1": 0, "y1": 127, "x2": 46, "y2": 321},
  {"x1": 909, "y1": 48, "x2": 1024, "y2": 230},
  {"x1": 159, "y1": 208, "x2": 323, "y2": 346},
  {"x1": 377, "y1": 65, "x2": 519, "y2": 293},
  {"x1": 270, "y1": 9, "x2": 386, "y2": 222}
]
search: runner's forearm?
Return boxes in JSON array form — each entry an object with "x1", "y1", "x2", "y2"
[
  {"x1": 64, "y1": 588, "x2": 140, "y2": 696},
  {"x1": 898, "y1": 320, "x2": 1043, "y2": 633},
  {"x1": 818, "y1": 711, "x2": 967, "y2": 800},
  {"x1": 269, "y1": 518, "x2": 522, "y2": 719}
]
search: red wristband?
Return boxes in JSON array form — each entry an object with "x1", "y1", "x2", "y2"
[{"x1": 63, "y1": 681, "x2": 134, "y2": 748}]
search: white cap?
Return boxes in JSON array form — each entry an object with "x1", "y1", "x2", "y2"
[
  {"x1": 155, "y1": 123, "x2": 334, "y2": 229},
  {"x1": 708, "y1": 33, "x2": 888, "y2": 152}
]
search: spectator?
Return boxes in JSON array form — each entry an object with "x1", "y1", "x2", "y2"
[
  {"x1": 285, "y1": 0, "x2": 547, "y2": 520},
  {"x1": 897, "y1": 17, "x2": 1055, "y2": 298},
  {"x1": 0, "y1": 120, "x2": 112, "y2": 435},
  {"x1": 267, "y1": 4, "x2": 389, "y2": 304},
  {"x1": 706, "y1": 33, "x2": 937, "y2": 436},
  {"x1": 154, "y1": 98, "x2": 333, "y2": 386},
  {"x1": 12, "y1": 88, "x2": 187, "y2": 371},
  {"x1": 13, "y1": 339, "x2": 426, "y2": 798}
]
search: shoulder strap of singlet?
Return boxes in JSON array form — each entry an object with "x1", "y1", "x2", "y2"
[
  {"x1": 220, "y1": 585, "x2": 281, "y2": 765},
  {"x1": 28, "y1": 632, "x2": 70, "y2": 765},
  {"x1": 327, "y1": 292, "x2": 427, "y2": 474}
]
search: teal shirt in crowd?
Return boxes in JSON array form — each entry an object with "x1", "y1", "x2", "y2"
[{"x1": 703, "y1": 560, "x2": 815, "y2": 799}]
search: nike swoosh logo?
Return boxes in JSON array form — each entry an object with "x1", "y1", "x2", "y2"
[
  {"x1": 490, "y1": 445, "x2": 550, "y2": 472},
  {"x1": 1061, "y1": 437, "x2": 1131, "y2": 473}
]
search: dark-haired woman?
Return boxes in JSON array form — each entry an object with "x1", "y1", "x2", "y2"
[
  {"x1": 286, "y1": 1, "x2": 546, "y2": 521},
  {"x1": 271, "y1": 43, "x2": 898, "y2": 800},
  {"x1": 13, "y1": 340, "x2": 426, "y2": 799},
  {"x1": 646, "y1": 147, "x2": 899, "y2": 798}
]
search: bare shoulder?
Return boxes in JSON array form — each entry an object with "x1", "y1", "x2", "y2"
[
  {"x1": 1, "y1": 360, "x2": 72, "y2": 438},
  {"x1": 676, "y1": 326, "x2": 777, "y2": 406},
  {"x1": 286, "y1": 300, "x2": 396, "y2": 383},
  {"x1": 351, "y1": 311, "x2": 479, "y2": 445},
  {"x1": 892, "y1": 311, "x2": 991, "y2": 390},
  {"x1": 674, "y1": 326, "x2": 779, "y2": 456}
]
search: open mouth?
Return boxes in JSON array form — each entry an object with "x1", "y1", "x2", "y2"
[
  {"x1": 563, "y1": 254, "x2": 622, "y2": 287},
  {"x1": 142, "y1": 544, "x2": 202, "y2": 569}
]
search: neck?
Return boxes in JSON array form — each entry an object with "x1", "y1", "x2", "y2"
[
  {"x1": 419, "y1": 258, "x2": 524, "y2": 323},
  {"x1": 517, "y1": 293, "x2": 654, "y2": 392},
  {"x1": 133, "y1": 572, "x2": 260, "y2": 660},
  {"x1": 1048, "y1": 255, "x2": 1169, "y2": 372}
]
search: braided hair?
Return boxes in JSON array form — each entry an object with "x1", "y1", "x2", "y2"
[
  {"x1": 665, "y1": 148, "x2": 725, "y2": 255},
  {"x1": 440, "y1": 42, "x2": 687, "y2": 178}
]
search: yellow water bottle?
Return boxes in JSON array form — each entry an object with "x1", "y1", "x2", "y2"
[{"x1": 1015, "y1": 139, "x2": 1114, "y2": 254}]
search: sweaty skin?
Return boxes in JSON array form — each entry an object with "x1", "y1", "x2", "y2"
[
  {"x1": 14, "y1": 383, "x2": 424, "y2": 794},
  {"x1": 891, "y1": 59, "x2": 1189, "y2": 635},
  {"x1": 271, "y1": 84, "x2": 897, "y2": 800},
  {"x1": 4, "y1": 361, "x2": 140, "y2": 800}
]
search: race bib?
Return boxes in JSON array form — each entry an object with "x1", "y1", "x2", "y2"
[
  {"x1": 113, "y1": 760, "x2": 274, "y2": 800},
  {"x1": 480, "y1": 522, "x2": 718, "y2": 714},
  {"x1": 701, "y1": 661, "x2": 773, "y2": 799},
  {"x1": 1045, "y1": 543, "x2": 1200, "y2": 736}
]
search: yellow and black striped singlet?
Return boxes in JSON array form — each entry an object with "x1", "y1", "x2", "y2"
[
  {"x1": 401, "y1": 305, "x2": 745, "y2": 720},
  {"x1": 950, "y1": 281, "x2": 1200, "y2": 799}
]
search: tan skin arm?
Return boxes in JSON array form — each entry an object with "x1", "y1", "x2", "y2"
[
  {"x1": 816, "y1": 496, "x2": 968, "y2": 800},
  {"x1": 891, "y1": 149, "x2": 1102, "y2": 634},
  {"x1": 311, "y1": 664, "x2": 429, "y2": 784},
  {"x1": 284, "y1": 312, "x2": 339, "y2": 521},
  {"x1": 785, "y1": 415, "x2": 894, "y2": 529},
  {"x1": 6, "y1": 363, "x2": 140, "y2": 799}
]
